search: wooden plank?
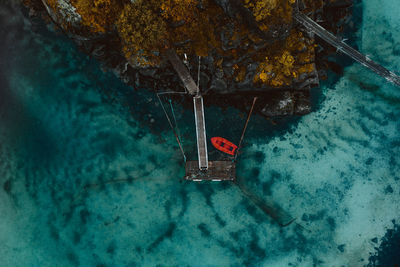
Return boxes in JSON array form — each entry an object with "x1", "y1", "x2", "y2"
[
  {"x1": 165, "y1": 49, "x2": 199, "y2": 95},
  {"x1": 185, "y1": 161, "x2": 236, "y2": 181},
  {"x1": 193, "y1": 96, "x2": 208, "y2": 169}
]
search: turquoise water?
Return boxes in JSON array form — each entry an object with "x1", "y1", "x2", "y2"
[{"x1": 1, "y1": 0, "x2": 399, "y2": 266}]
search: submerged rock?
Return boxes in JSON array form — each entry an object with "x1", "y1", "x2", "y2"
[{"x1": 3, "y1": 179, "x2": 11, "y2": 194}]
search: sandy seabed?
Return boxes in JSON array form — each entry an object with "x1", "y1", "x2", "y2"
[{"x1": 0, "y1": 0, "x2": 399, "y2": 266}]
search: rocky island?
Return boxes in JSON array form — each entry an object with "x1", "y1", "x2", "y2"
[{"x1": 24, "y1": 0, "x2": 355, "y2": 116}]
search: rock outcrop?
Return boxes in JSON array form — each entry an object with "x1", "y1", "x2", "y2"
[{"x1": 24, "y1": 0, "x2": 355, "y2": 117}]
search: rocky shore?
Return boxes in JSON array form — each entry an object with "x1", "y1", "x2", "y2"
[{"x1": 25, "y1": 0, "x2": 356, "y2": 117}]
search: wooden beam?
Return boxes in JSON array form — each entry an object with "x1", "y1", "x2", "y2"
[
  {"x1": 193, "y1": 96, "x2": 208, "y2": 170},
  {"x1": 165, "y1": 49, "x2": 199, "y2": 95}
]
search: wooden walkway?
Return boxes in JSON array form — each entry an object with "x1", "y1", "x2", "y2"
[
  {"x1": 166, "y1": 50, "x2": 208, "y2": 170},
  {"x1": 165, "y1": 49, "x2": 199, "y2": 95},
  {"x1": 294, "y1": 11, "x2": 400, "y2": 87},
  {"x1": 193, "y1": 96, "x2": 208, "y2": 169},
  {"x1": 166, "y1": 49, "x2": 236, "y2": 180}
]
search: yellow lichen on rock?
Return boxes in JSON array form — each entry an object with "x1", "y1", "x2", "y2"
[
  {"x1": 116, "y1": 0, "x2": 167, "y2": 66},
  {"x1": 244, "y1": 0, "x2": 279, "y2": 21},
  {"x1": 244, "y1": 0, "x2": 294, "y2": 25},
  {"x1": 160, "y1": 0, "x2": 197, "y2": 22},
  {"x1": 71, "y1": 0, "x2": 124, "y2": 32},
  {"x1": 39, "y1": 0, "x2": 317, "y2": 86},
  {"x1": 253, "y1": 29, "x2": 315, "y2": 87},
  {"x1": 254, "y1": 51, "x2": 295, "y2": 86},
  {"x1": 162, "y1": 0, "x2": 224, "y2": 57},
  {"x1": 44, "y1": 0, "x2": 59, "y2": 12},
  {"x1": 115, "y1": 0, "x2": 224, "y2": 61}
]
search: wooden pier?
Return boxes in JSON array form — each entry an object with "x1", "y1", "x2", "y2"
[
  {"x1": 166, "y1": 50, "x2": 237, "y2": 181},
  {"x1": 165, "y1": 49, "x2": 199, "y2": 95},
  {"x1": 185, "y1": 161, "x2": 236, "y2": 181},
  {"x1": 193, "y1": 96, "x2": 208, "y2": 170},
  {"x1": 294, "y1": 11, "x2": 400, "y2": 87}
]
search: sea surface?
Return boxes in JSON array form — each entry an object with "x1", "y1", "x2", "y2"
[{"x1": 1, "y1": 0, "x2": 399, "y2": 266}]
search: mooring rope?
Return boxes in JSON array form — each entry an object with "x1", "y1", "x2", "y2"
[
  {"x1": 234, "y1": 179, "x2": 296, "y2": 227},
  {"x1": 234, "y1": 97, "x2": 258, "y2": 162},
  {"x1": 197, "y1": 56, "x2": 201, "y2": 88},
  {"x1": 157, "y1": 91, "x2": 187, "y2": 95},
  {"x1": 169, "y1": 98, "x2": 184, "y2": 153},
  {"x1": 156, "y1": 92, "x2": 187, "y2": 162}
]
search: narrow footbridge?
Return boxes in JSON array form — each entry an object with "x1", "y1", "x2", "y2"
[
  {"x1": 165, "y1": 49, "x2": 199, "y2": 95},
  {"x1": 166, "y1": 49, "x2": 235, "y2": 180},
  {"x1": 294, "y1": 11, "x2": 400, "y2": 87},
  {"x1": 166, "y1": 50, "x2": 209, "y2": 171},
  {"x1": 193, "y1": 95, "x2": 208, "y2": 169}
]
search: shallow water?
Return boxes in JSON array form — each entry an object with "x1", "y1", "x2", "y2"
[{"x1": 0, "y1": 1, "x2": 399, "y2": 266}]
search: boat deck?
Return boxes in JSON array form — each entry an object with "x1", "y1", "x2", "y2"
[{"x1": 184, "y1": 161, "x2": 236, "y2": 181}]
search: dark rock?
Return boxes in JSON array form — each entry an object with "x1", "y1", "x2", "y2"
[
  {"x1": 199, "y1": 72, "x2": 210, "y2": 90},
  {"x1": 3, "y1": 179, "x2": 11, "y2": 194},
  {"x1": 139, "y1": 68, "x2": 157, "y2": 77},
  {"x1": 260, "y1": 91, "x2": 295, "y2": 117},
  {"x1": 384, "y1": 185, "x2": 393, "y2": 194},
  {"x1": 210, "y1": 78, "x2": 228, "y2": 93},
  {"x1": 294, "y1": 91, "x2": 312, "y2": 115},
  {"x1": 27, "y1": 0, "x2": 355, "y2": 117},
  {"x1": 337, "y1": 244, "x2": 345, "y2": 252}
]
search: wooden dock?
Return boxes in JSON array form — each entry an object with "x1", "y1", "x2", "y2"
[
  {"x1": 193, "y1": 96, "x2": 208, "y2": 170},
  {"x1": 294, "y1": 11, "x2": 400, "y2": 87},
  {"x1": 165, "y1": 49, "x2": 236, "y2": 181},
  {"x1": 185, "y1": 161, "x2": 236, "y2": 181},
  {"x1": 165, "y1": 49, "x2": 199, "y2": 95}
]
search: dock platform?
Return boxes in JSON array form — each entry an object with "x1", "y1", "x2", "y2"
[{"x1": 184, "y1": 161, "x2": 236, "y2": 181}]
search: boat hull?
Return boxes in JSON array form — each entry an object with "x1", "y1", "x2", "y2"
[{"x1": 211, "y1": 137, "x2": 237, "y2": 156}]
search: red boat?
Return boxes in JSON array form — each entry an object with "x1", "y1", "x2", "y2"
[{"x1": 211, "y1": 137, "x2": 237, "y2": 156}]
